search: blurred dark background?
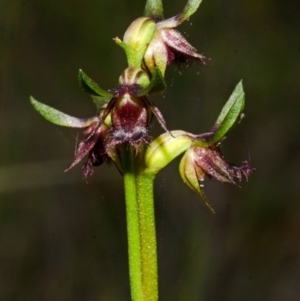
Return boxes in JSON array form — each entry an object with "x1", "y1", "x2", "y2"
[{"x1": 1, "y1": 0, "x2": 300, "y2": 300}]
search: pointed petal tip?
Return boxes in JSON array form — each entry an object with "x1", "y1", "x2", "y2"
[
  {"x1": 196, "y1": 186, "x2": 216, "y2": 213},
  {"x1": 64, "y1": 165, "x2": 72, "y2": 173},
  {"x1": 64, "y1": 159, "x2": 79, "y2": 172}
]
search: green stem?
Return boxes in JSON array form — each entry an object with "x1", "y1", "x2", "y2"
[
  {"x1": 136, "y1": 171, "x2": 158, "y2": 301},
  {"x1": 123, "y1": 145, "x2": 158, "y2": 301},
  {"x1": 122, "y1": 146, "x2": 143, "y2": 301},
  {"x1": 122, "y1": 145, "x2": 158, "y2": 301},
  {"x1": 144, "y1": 0, "x2": 164, "y2": 18}
]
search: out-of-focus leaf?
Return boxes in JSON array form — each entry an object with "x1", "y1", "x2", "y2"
[
  {"x1": 78, "y1": 69, "x2": 113, "y2": 97},
  {"x1": 210, "y1": 80, "x2": 245, "y2": 144},
  {"x1": 30, "y1": 96, "x2": 98, "y2": 128},
  {"x1": 144, "y1": 0, "x2": 164, "y2": 19}
]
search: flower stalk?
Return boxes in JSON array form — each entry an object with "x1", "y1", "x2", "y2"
[
  {"x1": 136, "y1": 171, "x2": 158, "y2": 301},
  {"x1": 122, "y1": 146, "x2": 144, "y2": 301},
  {"x1": 122, "y1": 145, "x2": 159, "y2": 301}
]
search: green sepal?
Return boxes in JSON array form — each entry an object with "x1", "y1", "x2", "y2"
[
  {"x1": 137, "y1": 67, "x2": 166, "y2": 96},
  {"x1": 179, "y1": 149, "x2": 215, "y2": 213},
  {"x1": 144, "y1": 0, "x2": 164, "y2": 19},
  {"x1": 78, "y1": 69, "x2": 113, "y2": 98},
  {"x1": 30, "y1": 96, "x2": 98, "y2": 128},
  {"x1": 210, "y1": 80, "x2": 245, "y2": 144}
]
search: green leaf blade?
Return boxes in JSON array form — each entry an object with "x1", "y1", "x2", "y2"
[
  {"x1": 178, "y1": 0, "x2": 203, "y2": 24},
  {"x1": 78, "y1": 69, "x2": 113, "y2": 98},
  {"x1": 144, "y1": 0, "x2": 164, "y2": 19},
  {"x1": 30, "y1": 96, "x2": 97, "y2": 128},
  {"x1": 159, "y1": 0, "x2": 203, "y2": 28},
  {"x1": 210, "y1": 80, "x2": 245, "y2": 143}
]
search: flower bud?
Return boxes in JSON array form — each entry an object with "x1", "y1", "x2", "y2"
[
  {"x1": 144, "y1": 26, "x2": 207, "y2": 75},
  {"x1": 143, "y1": 29, "x2": 168, "y2": 75},
  {"x1": 145, "y1": 130, "x2": 193, "y2": 174},
  {"x1": 119, "y1": 67, "x2": 150, "y2": 90},
  {"x1": 123, "y1": 17, "x2": 156, "y2": 52},
  {"x1": 119, "y1": 17, "x2": 157, "y2": 67}
]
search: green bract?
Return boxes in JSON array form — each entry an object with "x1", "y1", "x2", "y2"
[
  {"x1": 144, "y1": 0, "x2": 203, "y2": 24},
  {"x1": 78, "y1": 69, "x2": 113, "y2": 98},
  {"x1": 30, "y1": 96, "x2": 98, "y2": 128},
  {"x1": 209, "y1": 80, "x2": 245, "y2": 144},
  {"x1": 158, "y1": 0, "x2": 203, "y2": 28}
]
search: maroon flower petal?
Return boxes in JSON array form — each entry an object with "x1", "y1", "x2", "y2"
[
  {"x1": 161, "y1": 28, "x2": 207, "y2": 65},
  {"x1": 194, "y1": 147, "x2": 252, "y2": 185},
  {"x1": 65, "y1": 124, "x2": 106, "y2": 172}
]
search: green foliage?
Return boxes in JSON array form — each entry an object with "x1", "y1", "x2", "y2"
[
  {"x1": 30, "y1": 96, "x2": 97, "y2": 128},
  {"x1": 210, "y1": 80, "x2": 245, "y2": 144},
  {"x1": 78, "y1": 69, "x2": 113, "y2": 97}
]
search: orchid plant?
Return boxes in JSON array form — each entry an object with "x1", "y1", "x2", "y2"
[{"x1": 30, "y1": 0, "x2": 252, "y2": 300}]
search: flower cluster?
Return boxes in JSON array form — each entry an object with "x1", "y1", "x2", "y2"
[
  {"x1": 144, "y1": 81, "x2": 253, "y2": 211},
  {"x1": 115, "y1": 0, "x2": 207, "y2": 77},
  {"x1": 31, "y1": 66, "x2": 167, "y2": 177},
  {"x1": 122, "y1": 16, "x2": 207, "y2": 75}
]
